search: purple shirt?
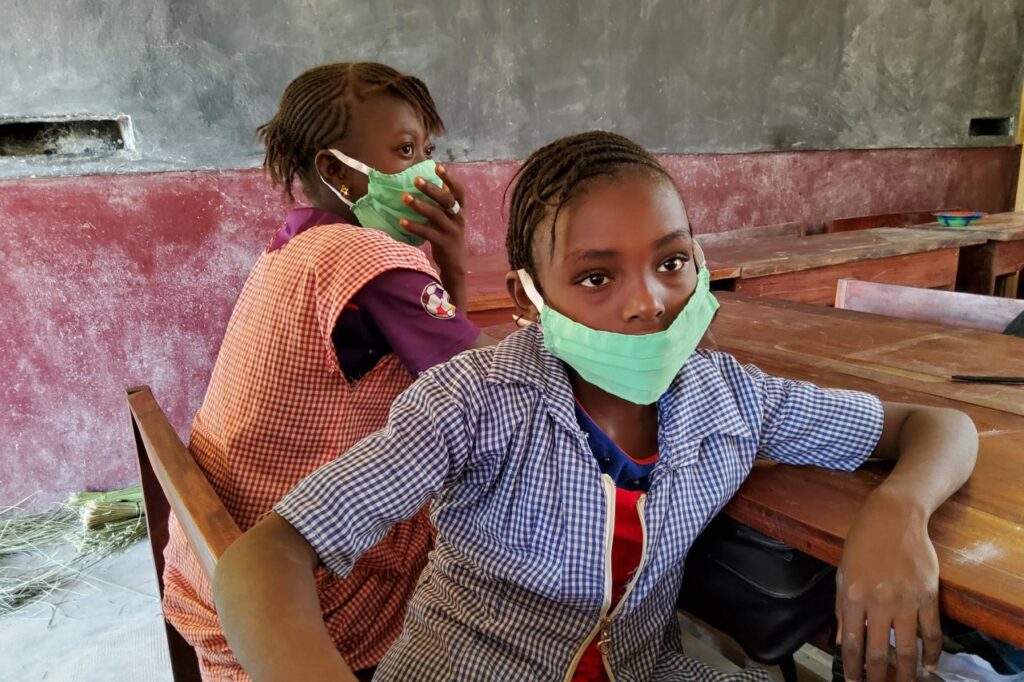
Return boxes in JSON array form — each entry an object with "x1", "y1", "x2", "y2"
[{"x1": 271, "y1": 208, "x2": 480, "y2": 379}]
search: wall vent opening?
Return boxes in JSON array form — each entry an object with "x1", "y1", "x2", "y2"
[
  {"x1": 968, "y1": 117, "x2": 1012, "y2": 137},
  {"x1": 0, "y1": 116, "x2": 133, "y2": 157}
]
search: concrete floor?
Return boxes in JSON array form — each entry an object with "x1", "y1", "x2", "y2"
[{"x1": 0, "y1": 541, "x2": 171, "y2": 681}]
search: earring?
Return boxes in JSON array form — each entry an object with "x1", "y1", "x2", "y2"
[{"x1": 340, "y1": 184, "x2": 350, "y2": 198}]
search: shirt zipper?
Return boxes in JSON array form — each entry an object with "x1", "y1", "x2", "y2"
[
  {"x1": 599, "y1": 494, "x2": 648, "y2": 680},
  {"x1": 564, "y1": 481, "x2": 651, "y2": 681},
  {"x1": 563, "y1": 474, "x2": 617, "y2": 682}
]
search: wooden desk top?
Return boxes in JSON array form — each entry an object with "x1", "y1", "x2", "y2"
[
  {"x1": 710, "y1": 294, "x2": 1024, "y2": 415},
  {"x1": 916, "y1": 212, "x2": 1024, "y2": 243},
  {"x1": 463, "y1": 252, "x2": 742, "y2": 312},
  {"x1": 707, "y1": 228, "x2": 987, "y2": 278}
]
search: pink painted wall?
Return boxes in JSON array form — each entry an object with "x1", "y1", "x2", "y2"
[{"x1": 1, "y1": 147, "x2": 1019, "y2": 507}]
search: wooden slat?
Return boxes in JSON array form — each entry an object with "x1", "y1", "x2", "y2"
[
  {"x1": 732, "y1": 248, "x2": 960, "y2": 304},
  {"x1": 127, "y1": 386, "x2": 240, "y2": 584},
  {"x1": 835, "y1": 279, "x2": 1024, "y2": 332},
  {"x1": 822, "y1": 210, "x2": 947, "y2": 234}
]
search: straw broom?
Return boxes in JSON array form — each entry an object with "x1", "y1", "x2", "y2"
[{"x1": 0, "y1": 486, "x2": 148, "y2": 617}]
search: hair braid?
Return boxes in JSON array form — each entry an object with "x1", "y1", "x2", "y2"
[
  {"x1": 505, "y1": 131, "x2": 675, "y2": 274},
  {"x1": 257, "y1": 62, "x2": 445, "y2": 202}
]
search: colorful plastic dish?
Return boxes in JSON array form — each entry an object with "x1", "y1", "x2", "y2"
[{"x1": 934, "y1": 211, "x2": 985, "y2": 227}]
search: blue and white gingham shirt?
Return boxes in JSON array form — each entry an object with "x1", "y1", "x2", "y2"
[{"x1": 276, "y1": 324, "x2": 884, "y2": 681}]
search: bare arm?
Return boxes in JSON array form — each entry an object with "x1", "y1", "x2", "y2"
[
  {"x1": 838, "y1": 403, "x2": 978, "y2": 682},
  {"x1": 213, "y1": 512, "x2": 357, "y2": 682}
]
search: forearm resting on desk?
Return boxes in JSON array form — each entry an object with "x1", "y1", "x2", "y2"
[
  {"x1": 212, "y1": 512, "x2": 358, "y2": 682},
  {"x1": 837, "y1": 403, "x2": 978, "y2": 682}
]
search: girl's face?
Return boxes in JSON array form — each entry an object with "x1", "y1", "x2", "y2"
[
  {"x1": 516, "y1": 173, "x2": 697, "y2": 335},
  {"x1": 311, "y1": 92, "x2": 435, "y2": 208}
]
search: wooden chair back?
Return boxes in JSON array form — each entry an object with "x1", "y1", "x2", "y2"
[
  {"x1": 127, "y1": 385, "x2": 241, "y2": 682},
  {"x1": 823, "y1": 210, "x2": 948, "y2": 233},
  {"x1": 834, "y1": 279, "x2": 1024, "y2": 332}
]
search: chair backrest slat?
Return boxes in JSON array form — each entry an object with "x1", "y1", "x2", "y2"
[
  {"x1": 834, "y1": 279, "x2": 1024, "y2": 333},
  {"x1": 127, "y1": 385, "x2": 240, "y2": 584}
]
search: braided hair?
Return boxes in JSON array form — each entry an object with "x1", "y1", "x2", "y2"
[
  {"x1": 505, "y1": 131, "x2": 677, "y2": 275},
  {"x1": 258, "y1": 62, "x2": 445, "y2": 202}
]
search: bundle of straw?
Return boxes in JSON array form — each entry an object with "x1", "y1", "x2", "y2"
[
  {"x1": 0, "y1": 486, "x2": 148, "y2": 617},
  {"x1": 65, "y1": 486, "x2": 147, "y2": 556}
]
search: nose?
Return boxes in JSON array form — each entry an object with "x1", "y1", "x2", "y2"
[{"x1": 622, "y1": 276, "x2": 665, "y2": 326}]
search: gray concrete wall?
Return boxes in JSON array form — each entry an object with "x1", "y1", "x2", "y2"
[{"x1": 2, "y1": 0, "x2": 1022, "y2": 178}]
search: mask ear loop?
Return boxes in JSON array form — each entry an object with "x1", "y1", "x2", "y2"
[
  {"x1": 516, "y1": 269, "x2": 545, "y2": 315},
  {"x1": 317, "y1": 148, "x2": 372, "y2": 209},
  {"x1": 693, "y1": 239, "x2": 707, "y2": 272}
]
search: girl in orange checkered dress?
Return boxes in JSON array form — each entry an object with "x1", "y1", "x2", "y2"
[{"x1": 161, "y1": 62, "x2": 491, "y2": 681}]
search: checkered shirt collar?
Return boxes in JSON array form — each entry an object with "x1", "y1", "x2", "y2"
[{"x1": 486, "y1": 324, "x2": 752, "y2": 463}]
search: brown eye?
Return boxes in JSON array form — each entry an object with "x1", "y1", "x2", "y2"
[
  {"x1": 658, "y1": 256, "x2": 687, "y2": 273},
  {"x1": 425, "y1": 144, "x2": 435, "y2": 158},
  {"x1": 399, "y1": 144, "x2": 414, "y2": 156},
  {"x1": 580, "y1": 273, "x2": 609, "y2": 288}
]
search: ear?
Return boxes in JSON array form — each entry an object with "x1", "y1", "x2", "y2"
[
  {"x1": 505, "y1": 270, "x2": 539, "y2": 323},
  {"x1": 314, "y1": 150, "x2": 351, "y2": 197}
]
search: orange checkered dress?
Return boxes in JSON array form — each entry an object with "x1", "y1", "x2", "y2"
[{"x1": 162, "y1": 224, "x2": 437, "y2": 680}]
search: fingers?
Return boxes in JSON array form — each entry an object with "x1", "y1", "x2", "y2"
[
  {"x1": 404, "y1": 192, "x2": 458, "y2": 230},
  {"x1": 398, "y1": 216, "x2": 435, "y2": 242},
  {"x1": 918, "y1": 595, "x2": 942, "y2": 674},
  {"x1": 435, "y1": 164, "x2": 465, "y2": 205},
  {"x1": 414, "y1": 176, "x2": 460, "y2": 216},
  {"x1": 841, "y1": 603, "x2": 867, "y2": 682},
  {"x1": 864, "y1": 614, "x2": 892, "y2": 682},
  {"x1": 892, "y1": 612, "x2": 918, "y2": 682}
]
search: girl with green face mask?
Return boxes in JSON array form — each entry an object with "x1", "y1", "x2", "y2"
[
  {"x1": 164, "y1": 62, "x2": 491, "y2": 682},
  {"x1": 214, "y1": 131, "x2": 977, "y2": 682}
]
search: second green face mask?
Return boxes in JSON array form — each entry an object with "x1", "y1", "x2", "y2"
[
  {"x1": 517, "y1": 242, "x2": 719, "y2": 405},
  {"x1": 321, "y1": 148, "x2": 443, "y2": 246}
]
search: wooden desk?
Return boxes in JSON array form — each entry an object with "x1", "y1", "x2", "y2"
[
  {"x1": 916, "y1": 212, "x2": 1024, "y2": 297},
  {"x1": 464, "y1": 252, "x2": 742, "y2": 327},
  {"x1": 707, "y1": 295, "x2": 1024, "y2": 645},
  {"x1": 708, "y1": 228, "x2": 987, "y2": 305}
]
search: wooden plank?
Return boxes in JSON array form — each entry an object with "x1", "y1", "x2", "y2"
[
  {"x1": 822, "y1": 210, "x2": 946, "y2": 234},
  {"x1": 709, "y1": 294, "x2": 1024, "y2": 415},
  {"x1": 127, "y1": 386, "x2": 240, "y2": 584},
  {"x1": 834, "y1": 279, "x2": 1024, "y2": 332},
  {"x1": 732, "y1": 248, "x2": 960, "y2": 304},
  {"x1": 709, "y1": 228, "x2": 985, "y2": 279}
]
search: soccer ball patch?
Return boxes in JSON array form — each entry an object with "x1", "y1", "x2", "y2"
[{"x1": 421, "y1": 282, "x2": 457, "y2": 319}]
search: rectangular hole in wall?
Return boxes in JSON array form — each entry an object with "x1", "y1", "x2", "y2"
[
  {"x1": 0, "y1": 117, "x2": 132, "y2": 157},
  {"x1": 968, "y1": 117, "x2": 1012, "y2": 137}
]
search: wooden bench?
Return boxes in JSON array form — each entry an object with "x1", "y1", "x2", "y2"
[
  {"x1": 835, "y1": 279, "x2": 1024, "y2": 332},
  {"x1": 128, "y1": 385, "x2": 241, "y2": 682}
]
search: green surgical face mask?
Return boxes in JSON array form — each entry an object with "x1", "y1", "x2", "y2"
[
  {"x1": 517, "y1": 242, "x2": 719, "y2": 405},
  {"x1": 320, "y1": 148, "x2": 443, "y2": 246}
]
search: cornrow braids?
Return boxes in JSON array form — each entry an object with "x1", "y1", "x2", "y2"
[
  {"x1": 505, "y1": 131, "x2": 676, "y2": 275},
  {"x1": 257, "y1": 62, "x2": 445, "y2": 202}
]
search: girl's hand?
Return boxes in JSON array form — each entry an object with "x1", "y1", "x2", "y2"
[
  {"x1": 400, "y1": 165, "x2": 468, "y2": 310},
  {"x1": 836, "y1": 489, "x2": 942, "y2": 682}
]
